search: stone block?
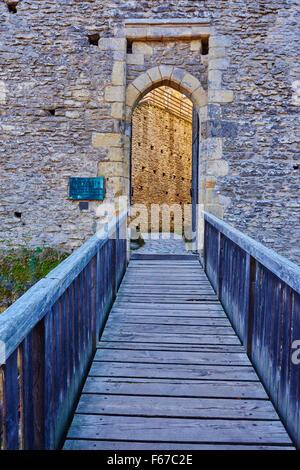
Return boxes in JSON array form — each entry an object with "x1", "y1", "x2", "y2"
[
  {"x1": 208, "y1": 89, "x2": 234, "y2": 103},
  {"x1": 113, "y1": 50, "x2": 126, "y2": 61},
  {"x1": 193, "y1": 87, "x2": 207, "y2": 107},
  {"x1": 202, "y1": 137, "x2": 223, "y2": 160},
  {"x1": 190, "y1": 40, "x2": 202, "y2": 52},
  {"x1": 112, "y1": 62, "x2": 126, "y2": 86},
  {"x1": 131, "y1": 72, "x2": 151, "y2": 92},
  {"x1": 181, "y1": 72, "x2": 201, "y2": 93},
  {"x1": 132, "y1": 42, "x2": 153, "y2": 54},
  {"x1": 72, "y1": 89, "x2": 91, "y2": 101},
  {"x1": 207, "y1": 104, "x2": 222, "y2": 120},
  {"x1": 105, "y1": 176, "x2": 125, "y2": 198},
  {"x1": 125, "y1": 105, "x2": 132, "y2": 122},
  {"x1": 199, "y1": 105, "x2": 207, "y2": 122},
  {"x1": 191, "y1": 26, "x2": 211, "y2": 36},
  {"x1": 209, "y1": 47, "x2": 226, "y2": 59},
  {"x1": 147, "y1": 66, "x2": 162, "y2": 84},
  {"x1": 99, "y1": 37, "x2": 126, "y2": 51},
  {"x1": 65, "y1": 110, "x2": 80, "y2": 119},
  {"x1": 205, "y1": 177, "x2": 217, "y2": 189},
  {"x1": 206, "y1": 120, "x2": 238, "y2": 138},
  {"x1": 208, "y1": 58, "x2": 230, "y2": 71},
  {"x1": 158, "y1": 65, "x2": 174, "y2": 81},
  {"x1": 125, "y1": 27, "x2": 148, "y2": 40},
  {"x1": 126, "y1": 83, "x2": 140, "y2": 107},
  {"x1": 207, "y1": 159, "x2": 229, "y2": 177},
  {"x1": 171, "y1": 67, "x2": 185, "y2": 85},
  {"x1": 205, "y1": 203, "x2": 224, "y2": 219},
  {"x1": 0, "y1": 81, "x2": 6, "y2": 105},
  {"x1": 111, "y1": 102, "x2": 124, "y2": 119},
  {"x1": 109, "y1": 147, "x2": 124, "y2": 161},
  {"x1": 126, "y1": 53, "x2": 144, "y2": 65},
  {"x1": 92, "y1": 133, "x2": 122, "y2": 147},
  {"x1": 208, "y1": 70, "x2": 223, "y2": 88},
  {"x1": 98, "y1": 161, "x2": 125, "y2": 178},
  {"x1": 209, "y1": 35, "x2": 231, "y2": 48},
  {"x1": 105, "y1": 86, "x2": 124, "y2": 102}
]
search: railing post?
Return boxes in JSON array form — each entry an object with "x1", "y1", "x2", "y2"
[
  {"x1": 203, "y1": 219, "x2": 207, "y2": 273},
  {"x1": 2, "y1": 350, "x2": 19, "y2": 450},
  {"x1": 32, "y1": 319, "x2": 46, "y2": 450},
  {"x1": 243, "y1": 254, "x2": 255, "y2": 355},
  {"x1": 20, "y1": 332, "x2": 34, "y2": 450},
  {"x1": 217, "y1": 231, "x2": 223, "y2": 299},
  {"x1": 44, "y1": 310, "x2": 54, "y2": 450}
]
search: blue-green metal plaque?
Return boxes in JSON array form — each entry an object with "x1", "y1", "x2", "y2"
[{"x1": 69, "y1": 177, "x2": 105, "y2": 200}]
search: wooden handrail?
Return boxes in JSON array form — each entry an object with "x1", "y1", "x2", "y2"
[
  {"x1": 203, "y1": 211, "x2": 300, "y2": 448},
  {"x1": 0, "y1": 211, "x2": 128, "y2": 450}
]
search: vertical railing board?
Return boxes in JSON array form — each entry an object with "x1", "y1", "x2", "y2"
[
  {"x1": 20, "y1": 332, "x2": 34, "y2": 450},
  {"x1": 91, "y1": 256, "x2": 97, "y2": 349},
  {"x1": 268, "y1": 278, "x2": 282, "y2": 405},
  {"x1": 44, "y1": 310, "x2": 54, "y2": 450},
  {"x1": 32, "y1": 320, "x2": 45, "y2": 450},
  {"x1": 204, "y1": 221, "x2": 219, "y2": 293},
  {"x1": 52, "y1": 302, "x2": 61, "y2": 422},
  {"x1": 2, "y1": 350, "x2": 19, "y2": 450},
  {"x1": 277, "y1": 284, "x2": 293, "y2": 427},
  {"x1": 220, "y1": 237, "x2": 248, "y2": 341},
  {"x1": 68, "y1": 283, "x2": 75, "y2": 395},
  {"x1": 60, "y1": 294, "x2": 68, "y2": 408},
  {"x1": 244, "y1": 255, "x2": 255, "y2": 355}
]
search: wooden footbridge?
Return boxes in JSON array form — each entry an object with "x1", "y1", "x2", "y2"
[{"x1": 0, "y1": 211, "x2": 299, "y2": 450}]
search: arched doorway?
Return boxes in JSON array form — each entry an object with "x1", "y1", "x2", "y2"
[
  {"x1": 131, "y1": 85, "x2": 194, "y2": 237},
  {"x1": 125, "y1": 67, "x2": 205, "y2": 249}
]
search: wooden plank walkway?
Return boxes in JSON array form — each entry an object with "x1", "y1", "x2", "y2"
[{"x1": 64, "y1": 256, "x2": 294, "y2": 450}]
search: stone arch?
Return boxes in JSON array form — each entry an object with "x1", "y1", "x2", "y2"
[
  {"x1": 126, "y1": 66, "x2": 207, "y2": 247},
  {"x1": 125, "y1": 66, "x2": 207, "y2": 122}
]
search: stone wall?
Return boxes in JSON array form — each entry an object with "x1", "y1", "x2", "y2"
[
  {"x1": 0, "y1": 1, "x2": 299, "y2": 263},
  {"x1": 131, "y1": 100, "x2": 192, "y2": 231}
]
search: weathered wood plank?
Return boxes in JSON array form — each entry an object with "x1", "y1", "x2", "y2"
[
  {"x1": 94, "y1": 348, "x2": 251, "y2": 365},
  {"x1": 106, "y1": 314, "x2": 232, "y2": 326},
  {"x1": 112, "y1": 302, "x2": 224, "y2": 312},
  {"x1": 97, "y1": 341, "x2": 245, "y2": 353},
  {"x1": 89, "y1": 362, "x2": 258, "y2": 381},
  {"x1": 101, "y1": 332, "x2": 241, "y2": 345},
  {"x1": 76, "y1": 394, "x2": 279, "y2": 420},
  {"x1": 64, "y1": 439, "x2": 294, "y2": 450},
  {"x1": 110, "y1": 308, "x2": 226, "y2": 318},
  {"x1": 103, "y1": 323, "x2": 236, "y2": 336},
  {"x1": 117, "y1": 296, "x2": 218, "y2": 303},
  {"x1": 83, "y1": 376, "x2": 269, "y2": 399},
  {"x1": 66, "y1": 414, "x2": 293, "y2": 444}
]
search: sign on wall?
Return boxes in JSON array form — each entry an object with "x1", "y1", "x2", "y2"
[{"x1": 69, "y1": 177, "x2": 105, "y2": 200}]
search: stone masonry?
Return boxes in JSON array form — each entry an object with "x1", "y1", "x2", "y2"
[{"x1": 0, "y1": 1, "x2": 299, "y2": 263}]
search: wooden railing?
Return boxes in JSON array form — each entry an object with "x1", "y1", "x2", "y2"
[
  {"x1": 0, "y1": 211, "x2": 128, "y2": 450},
  {"x1": 203, "y1": 211, "x2": 300, "y2": 448}
]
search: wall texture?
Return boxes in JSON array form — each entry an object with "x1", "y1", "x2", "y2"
[
  {"x1": 131, "y1": 100, "x2": 192, "y2": 232},
  {"x1": 0, "y1": 1, "x2": 299, "y2": 263}
]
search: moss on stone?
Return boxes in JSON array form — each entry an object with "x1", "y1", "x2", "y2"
[{"x1": 0, "y1": 247, "x2": 70, "y2": 313}]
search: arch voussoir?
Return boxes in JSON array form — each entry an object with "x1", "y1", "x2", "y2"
[{"x1": 126, "y1": 67, "x2": 206, "y2": 114}]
